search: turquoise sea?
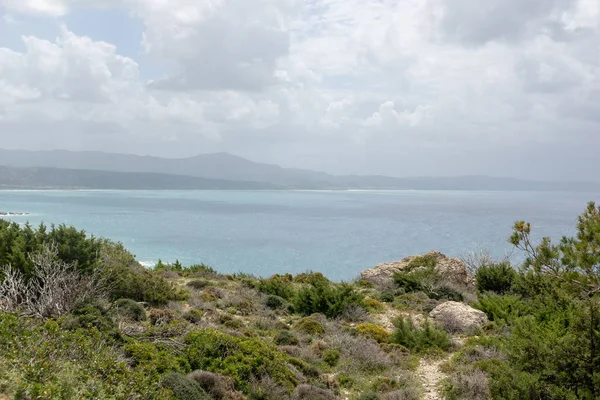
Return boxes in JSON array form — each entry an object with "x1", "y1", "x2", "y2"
[{"x1": 0, "y1": 190, "x2": 597, "y2": 280}]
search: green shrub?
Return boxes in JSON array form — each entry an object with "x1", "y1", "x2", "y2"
[
  {"x1": 113, "y1": 298, "x2": 147, "y2": 321},
  {"x1": 476, "y1": 262, "x2": 516, "y2": 294},
  {"x1": 102, "y1": 243, "x2": 188, "y2": 305},
  {"x1": 62, "y1": 302, "x2": 117, "y2": 335},
  {"x1": 123, "y1": 341, "x2": 186, "y2": 374},
  {"x1": 183, "y1": 309, "x2": 205, "y2": 324},
  {"x1": 322, "y1": 348, "x2": 340, "y2": 367},
  {"x1": 379, "y1": 290, "x2": 395, "y2": 303},
  {"x1": 293, "y1": 272, "x2": 330, "y2": 285},
  {"x1": 391, "y1": 317, "x2": 451, "y2": 353},
  {"x1": 427, "y1": 286, "x2": 464, "y2": 302},
  {"x1": 160, "y1": 372, "x2": 210, "y2": 400},
  {"x1": 186, "y1": 329, "x2": 298, "y2": 393},
  {"x1": 187, "y1": 279, "x2": 212, "y2": 290},
  {"x1": 258, "y1": 274, "x2": 295, "y2": 300},
  {"x1": 475, "y1": 293, "x2": 530, "y2": 322},
  {"x1": 294, "y1": 281, "x2": 364, "y2": 318},
  {"x1": 265, "y1": 295, "x2": 286, "y2": 310},
  {"x1": 363, "y1": 298, "x2": 386, "y2": 313},
  {"x1": 406, "y1": 254, "x2": 438, "y2": 270},
  {"x1": 274, "y1": 330, "x2": 300, "y2": 346},
  {"x1": 0, "y1": 314, "x2": 172, "y2": 399},
  {"x1": 155, "y1": 261, "x2": 216, "y2": 277},
  {"x1": 355, "y1": 323, "x2": 390, "y2": 343},
  {"x1": 294, "y1": 317, "x2": 325, "y2": 335}
]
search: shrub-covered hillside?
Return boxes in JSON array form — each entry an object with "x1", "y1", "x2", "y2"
[{"x1": 1, "y1": 202, "x2": 600, "y2": 399}]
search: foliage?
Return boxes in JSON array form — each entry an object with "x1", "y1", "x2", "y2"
[
  {"x1": 188, "y1": 370, "x2": 243, "y2": 400},
  {"x1": 0, "y1": 221, "x2": 102, "y2": 279},
  {"x1": 391, "y1": 317, "x2": 450, "y2": 354},
  {"x1": 101, "y1": 242, "x2": 188, "y2": 305},
  {"x1": 322, "y1": 348, "x2": 341, "y2": 367},
  {"x1": 187, "y1": 279, "x2": 212, "y2": 290},
  {"x1": 362, "y1": 298, "x2": 386, "y2": 313},
  {"x1": 356, "y1": 392, "x2": 380, "y2": 400},
  {"x1": 258, "y1": 274, "x2": 295, "y2": 300},
  {"x1": 265, "y1": 295, "x2": 286, "y2": 310},
  {"x1": 0, "y1": 313, "x2": 171, "y2": 399},
  {"x1": 294, "y1": 280, "x2": 364, "y2": 318},
  {"x1": 475, "y1": 262, "x2": 517, "y2": 294},
  {"x1": 113, "y1": 298, "x2": 147, "y2": 321},
  {"x1": 123, "y1": 341, "x2": 187, "y2": 374},
  {"x1": 160, "y1": 372, "x2": 211, "y2": 400},
  {"x1": 294, "y1": 316, "x2": 325, "y2": 335},
  {"x1": 186, "y1": 328, "x2": 298, "y2": 393},
  {"x1": 274, "y1": 330, "x2": 300, "y2": 346},
  {"x1": 155, "y1": 260, "x2": 217, "y2": 277},
  {"x1": 355, "y1": 323, "x2": 390, "y2": 344}
]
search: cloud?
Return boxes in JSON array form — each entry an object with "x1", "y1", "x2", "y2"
[
  {"x1": 130, "y1": 0, "x2": 301, "y2": 91},
  {"x1": 0, "y1": 0, "x2": 68, "y2": 17},
  {"x1": 0, "y1": 0, "x2": 599, "y2": 180}
]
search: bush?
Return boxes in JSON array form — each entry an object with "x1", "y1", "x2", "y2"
[
  {"x1": 355, "y1": 323, "x2": 390, "y2": 344},
  {"x1": 186, "y1": 329, "x2": 298, "y2": 393},
  {"x1": 187, "y1": 279, "x2": 211, "y2": 290},
  {"x1": 427, "y1": 286, "x2": 464, "y2": 302},
  {"x1": 275, "y1": 330, "x2": 300, "y2": 346},
  {"x1": 363, "y1": 298, "x2": 386, "y2": 313},
  {"x1": 265, "y1": 295, "x2": 286, "y2": 310},
  {"x1": 113, "y1": 298, "x2": 147, "y2": 321},
  {"x1": 101, "y1": 242, "x2": 188, "y2": 305},
  {"x1": 475, "y1": 293, "x2": 530, "y2": 323},
  {"x1": 406, "y1": 254, "x2": 438, "y2": 270},
  {"x1": 294, "y1": 317, "x2": 325, "y2": 335},
  {"x1": 291, "y1": 384, "x2": 339, "y2": 399},
  {"x1": 160, "y1": 372, "x2": 210, "y2": 400},
  {"x1": 442, "y1": 368, "x2": 491, "y2": 400},
  {"x1": 183, "y1": 309, "x2": 205, "y2": 324},
  {"x1": 391, "y1": 317, "x2": 451, "y2": 353},
  {"x1": 188, "y1": 370, "x2": 243, "y2": 400},
  {"x1": 123, "y1": 341, "x2": 186, "y2": 374},
  {"x1": 0, "y1": 314, "x2": 172, "y2": 399},
  {"x1": 294, "y1": 281, "x2": 364, "y2": 319},
  {"x1": 475, "y1": 262, "x2": 516, "y2": 294},
  {"x1": 322, "y1": 348, "x2": 341, "y2": 367},
  {"x1": 258, "y1": 275, "x2": 295, "y2": 300},
  {"x1": 62, "y1": 302, "x2": 117, "y2": 335},
  {"x1": 148, "y1": 309, "x2": 175, "y2": 326}
]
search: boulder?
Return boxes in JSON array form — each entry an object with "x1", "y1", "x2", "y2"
[
  {"x1": 429, "y1": 301, "x2": 488, "y2": 334},
  {"x1": 361, "y1": 251, "x2": 470, "y2": 287}
]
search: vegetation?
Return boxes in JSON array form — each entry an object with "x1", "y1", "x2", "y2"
[{"x1": 3, "y1": 201, "x2": 600, "y2": 399}]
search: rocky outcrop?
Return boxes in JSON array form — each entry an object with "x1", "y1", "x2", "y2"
[
  {"x1": 361, "y1": 251, "x2": 470, "y2": 287},
  {"x1": 429, "y1": 301, "x2": 488, "y2": 334}
]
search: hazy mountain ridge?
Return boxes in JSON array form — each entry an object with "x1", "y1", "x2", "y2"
[
  {"x1": 0, "y1": 166, "x2": 279, "y2": 190},
  {"x1": 0, "y1": 149, "x2": 597, "y2": 191}
]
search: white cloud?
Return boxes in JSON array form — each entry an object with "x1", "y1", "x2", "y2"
[
  {"x1": 0, "y1": 0, "x2": 68, "y2": 17},
  {"x1": 0, "y1": 0, "x2": 599, "y2": 179}
]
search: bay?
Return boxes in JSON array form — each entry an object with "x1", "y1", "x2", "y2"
[{"x1": 0, "y1": 190, "x2": 597, "y2": 280}]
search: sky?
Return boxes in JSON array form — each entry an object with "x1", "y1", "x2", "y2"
[{"x1": 0, "y1": 0, "x2": 598, "y2": 180}]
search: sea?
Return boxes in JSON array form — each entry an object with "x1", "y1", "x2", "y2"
[{"x1": 0, "y1": 190, "x2": 597, "y2": 281}]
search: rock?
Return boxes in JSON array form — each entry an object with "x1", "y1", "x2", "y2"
[
  {"x1": 429, "y1": 301, "x2": 488, "y2": 334},
  {"x1": 361, "y1": 251, "x2": 470, "y2": 287}
]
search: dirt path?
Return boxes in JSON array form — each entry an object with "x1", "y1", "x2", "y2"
[{"x1": 417, "y1": 353, "x2": 453, "y2": 400}]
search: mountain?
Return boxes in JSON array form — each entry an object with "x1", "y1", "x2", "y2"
[
  {"x1": 0, "y1": 166, "x2": 279, "y2": 190},
  {"x1": 0, "y1": 149, "x2": 597, "y2": 191}
]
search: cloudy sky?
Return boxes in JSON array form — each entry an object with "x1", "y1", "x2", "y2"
[{"x1": 0, "y1": 0, "x2": 598, "y2": 180}]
